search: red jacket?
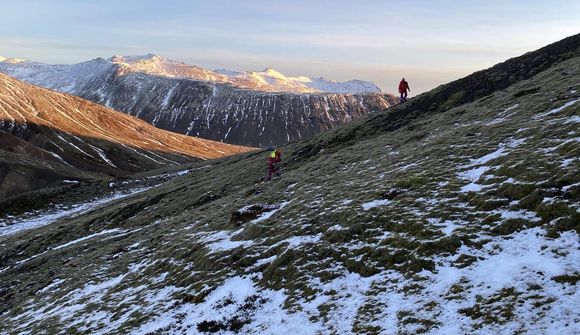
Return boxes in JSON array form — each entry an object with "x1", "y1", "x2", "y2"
[{"x1": 399, "y1": 80, "x2": 410, "y2": 93}]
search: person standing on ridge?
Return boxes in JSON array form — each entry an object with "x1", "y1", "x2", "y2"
[
  {"x1": 266, "y1": 147, "x2": 282, "y2": 180},
  {"x1": 398, "y1": 78, "x2": 410, "y2": 103}
]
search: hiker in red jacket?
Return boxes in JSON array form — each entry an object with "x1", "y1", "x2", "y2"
[{"x1": 399, "y1": 78, "x2": 410, "y2": 103}]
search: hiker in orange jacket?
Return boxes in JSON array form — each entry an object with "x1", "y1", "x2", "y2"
[{"x1": 399, "y1": 78, "x2": 410, "y2": 103}]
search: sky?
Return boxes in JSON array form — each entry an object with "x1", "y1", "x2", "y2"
[{"x1": 0, "y1": 0, "x2": 578, "y2": 94}]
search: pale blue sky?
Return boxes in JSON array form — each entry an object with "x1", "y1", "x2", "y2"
[{"x1": 1, "y1": 0, "x2": 578, "y2": 94}]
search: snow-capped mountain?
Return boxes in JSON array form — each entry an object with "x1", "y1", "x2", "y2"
[
  {"x1": 0, "y1": 55, "x2": 395, "y2": 146},
  {"x1": 107, "y1": 54, "x2": 382, "y2": 94},
  {"x1": 0, "y1": 56, "x2": 26, "y2": 64},
  {"x1": 0, "y1": 73, "x2": 251, "y2": 198},
  {"x1": 215, "y1": 66, "x2": 382, "y2": 94},
  {"x1": 108, "y1": 54, "x2": 232, "y2": 83},
  {"x1": 0, "y1": 54, "x2": 381, "y2": 94}
]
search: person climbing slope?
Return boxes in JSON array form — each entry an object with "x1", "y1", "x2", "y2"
[
  {"x1": 398, "y1": 78, "x2": 410, "y2": 103},
  {"x1": 267, "y1": 147, "x2": 282, "y2": 180}
]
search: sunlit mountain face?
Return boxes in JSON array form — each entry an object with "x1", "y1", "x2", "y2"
[
  {"x1": 0, "y1": 72, "x2": 253, "y2": 198},
  {"x1": 0, "y1": 55, "x2": 396, "y2": 147}
]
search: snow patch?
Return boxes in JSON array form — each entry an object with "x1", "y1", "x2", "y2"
[
  {"x1": 132, "y1": 276, "x2": 319, "y2": 334},
  {"x1": 533, "y1": 98, "x2": 580, "y2": 119},
  {"x1": 200, "y1": 229, "x2": 254, "y2": 253},
  {"x1": 0, "y1": 186, "x2": 151, "y2": 237},
  {"x1": 251, "y1": 201, "x2": 290, "y2": 223},
  {"x1": 361, "y1": 199, "x2": 392, "y2": 210}
]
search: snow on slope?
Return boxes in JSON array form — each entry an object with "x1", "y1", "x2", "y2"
[
  {"x1": 4, "y1": 88, "x2": 579, "y2": 332},
  {"x1": 0, "y1": 57, "x2": 112, "y2": 93},
  {"x1": 1, "y1": 41, "x2": 579, "y2": 334},
  {"x1": 218, "y1": 66, "x2": 382, "y2": 94},
  {"x1": 109, "y1": 54, "x2": 381, "y2": 93},
  {"x1": 109, "y1": 54, "x2": 230, "y2": 83},
  {"x1": 0, "y1": 54, "x2": 381, "y2": 94},
  {"x1": 0, "y1": 56, "x2": 26, "y2": 64}
]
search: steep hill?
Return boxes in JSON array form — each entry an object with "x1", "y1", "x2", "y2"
[
  {"x1": 0, "y1": 55, "x2": 396, "y2": 146},
  {"x1": 0, "y1": 34, "x2": 578, "y2": 334},
  {"x1": 0, "y1": 73, "x2": 251, "y2": 199}
]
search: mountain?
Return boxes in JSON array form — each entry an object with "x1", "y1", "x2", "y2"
[
  {"x1": 1, "y1": 34, "x2": 578, "y2": 334},
  {"x1": 0, "y1": 73, "x2": 252, "y2": 199},
  {"x1": 0, "y1": 55, "x2": 396, "y2": 146},
  {"x1": 106, "y1": 54, "x2": 381, "y2": 94}
]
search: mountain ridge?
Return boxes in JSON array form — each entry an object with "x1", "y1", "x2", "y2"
[
  {"x1": 0, "y1": 55, "x2": 396, "y2": 146},
  {"x1": 1, "y1": 53, "x2": 382, "y2": 94},
  {"x1": 0, "y1": 72, "x2": 252, "y2": 199}
]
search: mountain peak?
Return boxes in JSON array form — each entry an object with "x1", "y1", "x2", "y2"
[
  {"x1": 258, "y1": 67, "x2": 287, "y2": 80},
  {"x1": 109, "y1": 54, "x2": 164, "y2": 64},
  {"x1": 0, "y1": 56, "x2": 27, "y2": 64}
]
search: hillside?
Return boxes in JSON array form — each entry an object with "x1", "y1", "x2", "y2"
[
  {"x1": 0, "y1": 34, "x2": 578, "y2": 334},
  {"x1": 0, "y1": 73, "x2": 252, "y2": 199},
  {"x1": 0, "y1": 55, "x2": 397, "y2": 146}
]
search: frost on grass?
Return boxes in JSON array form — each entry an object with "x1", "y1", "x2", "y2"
[
  {"x1": 0, "y1": 186, "x2": 152, "y2": 237},
  {"x1": 251, "y1": 201, "x2": 290, "y2": 223},
  {"x1": 533, "y1": 98, "x2": 580, "y2": 119},
  {"x1": 456, "y1": 138, "x2": 526, "y2": 193},
  {"x1": 132, "y1": 276, "x2": 318, "y2": 335},
  {"x1": 361, "y1": 199, "x2": 391, "y2": 210},
  {"x1": 199, "y1": 228, "x2": 254, "y2": 253}
]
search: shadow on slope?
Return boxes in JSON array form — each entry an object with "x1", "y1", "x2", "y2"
[{"x1": 0, "y1": 122, "x2": 214, "y2": 201}]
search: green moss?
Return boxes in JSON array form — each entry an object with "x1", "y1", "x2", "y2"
[
  {"x1": 441, "y1": 90, "x2": 466, "y2": 110},
  {"x1": 453, "y1": 254, "x2": 479, "y2": 268},
  {"x1": 417, "y1": 235, "x2": 462, "y2": 256},
  {"x1": 459, "y1": 288, "x2": 520, "y2": 325},
  {"x1": 394, "y1": 176, "x2": 429, "y2": 190},
  {"x1": 519, "y1": 190, "x2": 544, "y2": 210},
  {"x1": 490, "y1": 219, "x2": 532, "y2": 236},
  {"x1": 536, "y1": 202, "x2": 578, "y2": 223},
  {"x1": 513, "y1": 87, "x2": 540, "y2": 97},
  {"x1": 551, "y1": 273, "x2": 579, "y2": 285},
  {"x1": 498, "y1": 183, "x2": 537, "y2": 200}
]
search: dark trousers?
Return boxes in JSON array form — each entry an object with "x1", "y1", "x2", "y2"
[
  {"x1": 400, "y1": 91, "x2": 407, "y2": 102},
  {"x1": 268, "y1": 163, "x2": 276, "y2": 179}
]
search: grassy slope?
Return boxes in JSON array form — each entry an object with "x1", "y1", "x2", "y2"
[{"x1": 0, "y1": 45, "x2": 579, "y2": 333}]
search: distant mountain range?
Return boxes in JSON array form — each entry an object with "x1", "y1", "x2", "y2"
[
  {"x1": 0, "y1": 54, "x2": 397, "y2": 146},
  {"x1": 109, "y1": 54, "x2": 382, "y2": 94},
  {"x1": 0, "y1": 73, "x2": 250, "y2": 199}
]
